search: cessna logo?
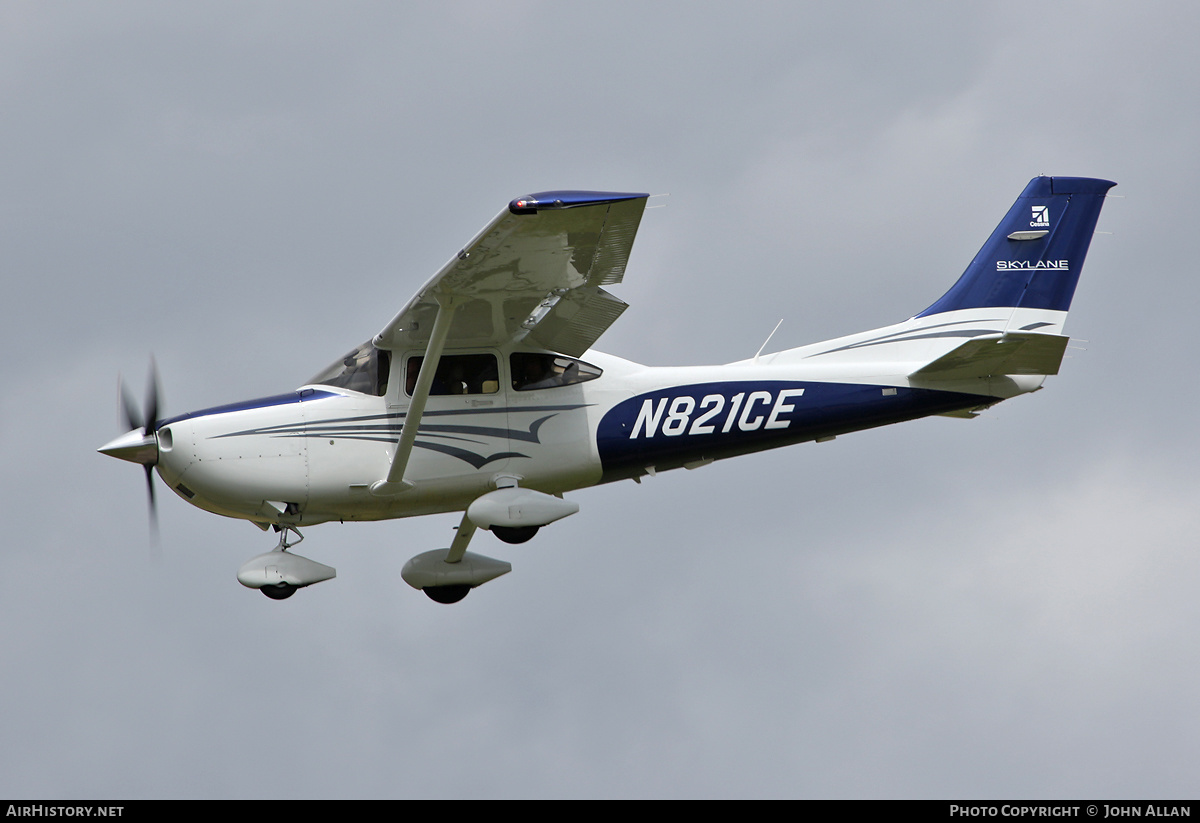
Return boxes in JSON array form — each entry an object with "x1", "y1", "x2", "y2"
[
  {"x1": 1030, "y1": 205, "x2": 1050, "y2": 227},
  {"x1": 630, "y1": 389, "x2": 805, "y2": 439},
  {"x1": 996, "y1": 259, "x2": 1069, "y2": 271}
]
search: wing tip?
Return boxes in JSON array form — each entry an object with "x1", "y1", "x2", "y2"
[{"x1": 509, "y1": 190, "x2": 649, "y2": 214}]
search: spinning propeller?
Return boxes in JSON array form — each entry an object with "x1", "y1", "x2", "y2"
[{"x1": 99, "y1": 359, "x2": 163, "y2": 533}]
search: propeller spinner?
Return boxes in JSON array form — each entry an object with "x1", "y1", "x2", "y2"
[{"x1": 98, "y1": 360, "x2": 163, "y2": 530}]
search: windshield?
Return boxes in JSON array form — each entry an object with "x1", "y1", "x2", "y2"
[{"x1": 308, "y1": 341, "x2": 390, "y2": 396}]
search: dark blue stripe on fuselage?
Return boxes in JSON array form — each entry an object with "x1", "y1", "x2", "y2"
[
  {"x1": 596, "y1": 380, "x2": 989, "y2": 481},
  {"x1": 155, "y1": 389, "x2": 338, "y2": 430}
]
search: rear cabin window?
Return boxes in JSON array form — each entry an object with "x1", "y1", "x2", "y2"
[{"x1": 510, "y1": 353, "x2": 602, "y2": 391}]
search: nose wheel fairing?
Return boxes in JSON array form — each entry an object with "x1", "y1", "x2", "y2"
[{"x1": 236, "y1": 527, "x2": 336, "y2": 598}]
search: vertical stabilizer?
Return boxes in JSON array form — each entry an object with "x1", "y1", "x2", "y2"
[{"x1": 917, "y1": 176, "x2": 1115, "y2": 318}]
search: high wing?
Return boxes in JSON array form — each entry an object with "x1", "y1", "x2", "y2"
[
  {"x1": 367, "y1": 190, "x2": 648, "y2": 497},
  {"x1": 373, "y1": 190, "x2": 649, "y2": 358}
]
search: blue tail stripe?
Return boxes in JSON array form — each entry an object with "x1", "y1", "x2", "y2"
[{"x1": 916, "y1": 176, "x2": 1115, "y2": 318}]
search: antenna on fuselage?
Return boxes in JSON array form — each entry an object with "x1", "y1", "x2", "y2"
[{"x1": 754, "y1": 319, "x2": 784, "y2": 363}]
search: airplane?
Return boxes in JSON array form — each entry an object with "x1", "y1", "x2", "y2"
[{"x1": 99, "y1": 176, "x2": 1115, "y2": 603}]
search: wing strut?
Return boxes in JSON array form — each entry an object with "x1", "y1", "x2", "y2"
[{"x1": 370, "y1": 293, "x2": 458, "y2": 497}]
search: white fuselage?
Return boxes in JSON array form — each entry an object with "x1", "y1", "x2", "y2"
[{"x1": 151, "y1": 306, "x2": 1049, "y2": 530}]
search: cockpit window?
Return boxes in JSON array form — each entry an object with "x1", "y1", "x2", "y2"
[
  {"x1": 309, "y1": 341, "x2": 390, "y2": 396},
  {"x1": 511, "y1": 353, "x2": 602, "y2": 391},
  {"x1": 406, "y1": 353, "x2": 499, "y2": 396}
]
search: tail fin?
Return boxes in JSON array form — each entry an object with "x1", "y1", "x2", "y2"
[{"x1": 917, "y1": 176, "x2": 1115, "y2": 318}]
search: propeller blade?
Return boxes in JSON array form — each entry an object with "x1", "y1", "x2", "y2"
[
  {"x1": 144, "y1": 463, "x2": 159, "y2": 540},
  {"x1": 119, "y1": 376, "x2": 144, "y2": 433},
  {"x1": 144, "y1": 357, "x2": 161, "y2": 436}
]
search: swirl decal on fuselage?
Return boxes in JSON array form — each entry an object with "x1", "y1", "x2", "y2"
[{"x1": 209, "y1": 403, "x2": 590, "y2": 468}]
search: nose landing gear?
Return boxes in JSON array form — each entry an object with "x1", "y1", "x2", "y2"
[{"x1": 237, "y1": 526, "x2": 337, "y2": 600}]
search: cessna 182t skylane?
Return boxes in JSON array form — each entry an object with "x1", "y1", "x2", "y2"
[{"x1": 99, "y1": 176, "x2": 1115, "y2": 603}]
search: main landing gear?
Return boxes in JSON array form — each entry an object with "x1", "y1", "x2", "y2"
[
  {"x1": 402, "y1": 514, "x2": 512, "y2": 604},
  {"x1": 402, "y1": 484, "x2": 577, "y2": 603}
]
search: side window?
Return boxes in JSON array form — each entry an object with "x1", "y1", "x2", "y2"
[
  {"x1": 309, "y1": 342, "x2": 390, "y2": 396},
  {"x1": 407, "y1": 353, "x2": 499, "y2": 396},
  {"x1": 511, "y1": 353, "x2": 602, "y2": 391}
]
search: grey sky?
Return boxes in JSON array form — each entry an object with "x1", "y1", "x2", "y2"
[{"x1": 2, "y1": 1, "x2": 1198, "y2": 798}]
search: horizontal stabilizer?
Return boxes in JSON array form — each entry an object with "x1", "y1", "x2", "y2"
[{"x1": 910, "y1": 332, "x2": 1069, "y2": 380}]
